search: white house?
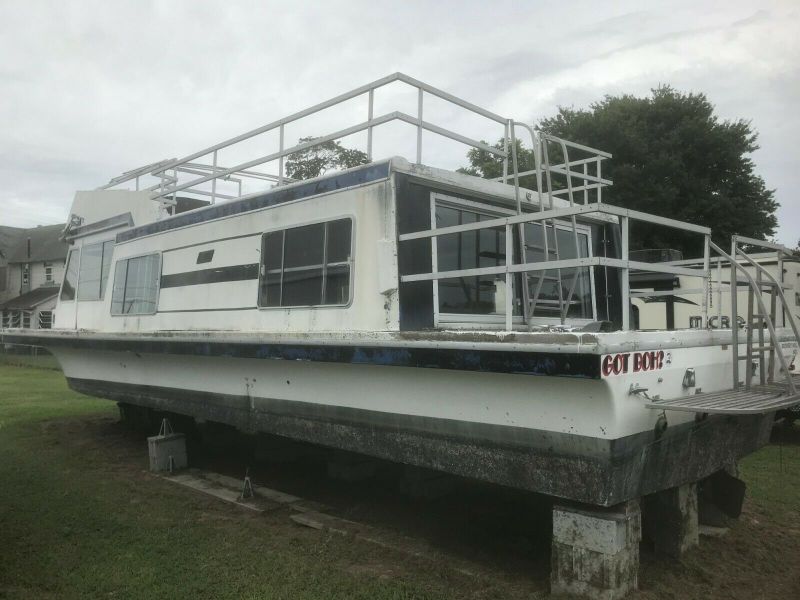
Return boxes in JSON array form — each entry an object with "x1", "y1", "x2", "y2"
[{"x1": 0, "y1": 223, "x2": 67, "y2": 329}]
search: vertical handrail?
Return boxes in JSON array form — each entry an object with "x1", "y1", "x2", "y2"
[
  {"x1": 509, "y1": 122, "x2": 531, "y2": 327},
  {"x1": 711, "y1": 240, "x2": 797, "y2": 394},
  {"x1": 505, "y1": 224, "x2": 514, "y2": 331},
  {"x1": 512, "y1": 122, "x2": 548, "y2": 323},
  {"x1": 621, "y1": 216, "x2": 630, "y2": 330},
  {"x1": 553, "y1": 138, "x2": 586, "y2": 323},
  {"x1": 730, "y1": 239, "x2": 739, "y2": 387},
  {"x1": 278, "y1": 124, "x2": 285, "y2": 185},
  {"x1": 416, "y1": 88, "x2": 423, "y2": 164},
  {"x1": 734, "y1": 246, "x2": 800, "y2": 358},
  {"x1": 701, "y1": 234, "x2": 710, "y2": 327},
  {"x1": 540, "y1": 141, "x2": 565, "y2": 321},
  {"x1": 367, "y1": 89, "x2": 374, "y2": 161},
  {"x1": 745, "y1": 278, "x2": 755, "y2": 390},
  {"x1": 768, "y1": 284, "x2": 777, "y2": 384},
  {"x1": 211, "y1": 150, "x2": 218, "y2": 204},
  {"x1": 755, "y1": 269, "x2": 766, "y2": 386}
]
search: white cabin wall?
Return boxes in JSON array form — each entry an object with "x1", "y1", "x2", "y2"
[{"x1": 66, "y1": 180, "x2": 398, "y2": 333}]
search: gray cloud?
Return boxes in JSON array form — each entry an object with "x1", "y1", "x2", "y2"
[{"x1": 0, "y1": 0, "x2": 796, "y2": 245}]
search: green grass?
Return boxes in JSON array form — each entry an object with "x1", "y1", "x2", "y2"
[
  {"x1": 739, "y1": 431, "x2": 800, "y2": 517},
  {"x1": 0, "y1": 351, "x2": 61, "y2": 371},
  {"x1": 0, "y1": 365, "x2": 451, "y2": 600},
  {"x1": 1, "y1": 363, "x2": 798, "y2": 599}
]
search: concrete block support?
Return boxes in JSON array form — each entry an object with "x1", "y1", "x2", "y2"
[
  {"x1": 551, "y1": 500, "x2": 641, "y2": 600},
  {"x1": 643, "y1": 482, "x2": 699, "y2": 558},
  {"x1": 148, "y1": 433, "x2": 188, "y2": 472}
]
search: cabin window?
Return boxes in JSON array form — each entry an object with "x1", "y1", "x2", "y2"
[
  {"x1": 110, "y1": 254, "x2": 161, "y2": 315},
  {"x1": 435, "y1": 204, "x2": 510, "y2": 315},
  {"x1": 77, "y1": 240, "x2": 114, "y2": 301},
  {"x1": 258, "y1": 218, "x2": 353, "y2": 308},
  {"x1": 432, "y1": 194, "x2": 596, "y2": 325},
  {"x1": 0, "y1": 266, "x2": 6, "y2": 292},
  {"x1": 60, "y1": 249, "x2": 79, "y2": 301},
  {"x1": 196, "y1": 249, "x2": 214, "y2": 264}
]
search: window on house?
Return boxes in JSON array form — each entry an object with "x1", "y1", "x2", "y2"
[
  {"x1": 38, "y1": 311, "x2": 53, "y2": 329},
  {"x1": 45, "y1": 264, "x2": 53, "y2": 283},
  {"x1": 111, "y1": 254, "x2": 161, "y2": 315},
  {"x1": 1, "y1": 311, "x2": 9, "y2": 328},
  {"x1": 22, "y1": 266, "x2": 29, "y2": 285},
  {"x1": 60, "y1": 249, "x2": 80, "y2": 301},
  {"x1": 21, "y1": 311, "x2": 31, "y2": 328},
  {"x1": 78, "y1": 240, "x2": 114, "y2": 301},
  {"x1": 9, "y1": 311, "x2": 20, "y2": 328},
  {"x1": 258, "y1": 218, "x2": 353, "y2": 308},
  {"x1": 0, "y1": 266, "x2": 7, "y2": 292}
]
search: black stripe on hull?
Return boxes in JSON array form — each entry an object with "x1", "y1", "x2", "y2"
[
  {"x1": 3, "y1": 333, "x2": 601, "y2": 378},
  {"x1": 68, "y1": 377, "x2": 773, "y2": 506},
  {"x1": 160, "y1": 264, "x2": 259, "y2": 288}
]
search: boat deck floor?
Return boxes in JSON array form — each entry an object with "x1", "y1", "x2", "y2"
[{"x1": 646, "y1": 374, "x2": 800, "y2": 415}]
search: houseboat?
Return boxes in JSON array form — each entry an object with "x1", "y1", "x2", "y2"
[{"x1": 2, "y1": 73, "x2": 798, "y2": 508}]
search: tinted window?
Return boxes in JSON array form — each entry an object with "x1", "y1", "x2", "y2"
[
  {"x1": 60, "y1": 249, "x2": 79, "y2": 301},
  {"x1": 110, "y1": 254, "x2": 160, "y2": 315},
  {"x1": 435, "y1": 205, "x2": 507, "y2": 315},
  {"x1": 258, "y1": 219, "x2": 352, "y2": 308},
  {"x1": 78, "y1": 240, "x2": 114, "y2": 301}
]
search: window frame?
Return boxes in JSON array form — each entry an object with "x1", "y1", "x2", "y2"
[
  {"x1": 109, "y1": 252, "x2": 162, "y2": 316},
  {"x1": 77, "y1": 239, "x2": 115, "y2": 302},
  {"x1": 430, "y1": 192, "x2": 597, "y2": 329},
  {"x1": 257, "y1": 216, "x2": 356, "y2": 310},
  {"x1": 59, "y1": 248, "x2": 80, "y2": 302}
]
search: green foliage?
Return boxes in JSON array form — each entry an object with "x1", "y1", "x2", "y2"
[
  {"x1": 285, "y1": 137, "x2": 369, "y2": 181},
  {"x1": 461, "y1": 86, "x2": 778, "y2": 257}
]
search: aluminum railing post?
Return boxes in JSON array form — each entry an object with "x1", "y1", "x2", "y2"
[
  {"x1": 505, "y1": 224, "x2": 513, "y2": 331},
  {"x1": 367, "y1": 89, "x2": 374, "y2": 161},
  {"x1": 502, "y1": 122, "x2": 509, "y2": 184},
  {"x1": 702, "y1": 234, "x2": 710, "y2": 328},
  {"x1": 278, "y1": 124, "x2": 285, "y2": 186},
  {"x1": 731, "y1": 237, "x2": 739, "y2": 388},
  {"x1": 211, "y1": 150, "x2": 218, "y2": 204},
  {"x1": 416, "y1": 88, "x2": 423, "y2": 164},
  {"x1": 621, "y1": 216, "x2": 630, "y2": 331}
]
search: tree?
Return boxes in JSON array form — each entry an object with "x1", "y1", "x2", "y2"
[
  {"x1": 285, "y1": 136, "x2": 369, "y2": 181},
  {"x1": 461, "y1": 86, "x2": 778, "y2": 256}
]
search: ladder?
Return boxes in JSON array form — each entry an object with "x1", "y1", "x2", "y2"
[
  {"x1": 507, "y1": 125, "x2": 590, "y2": 327},
  {"x1": 645, "y1": 240, "x2": 800, "y2": 415},
  {"x1": 730, "y1": 243, "x2": 799, "y2": 395}
]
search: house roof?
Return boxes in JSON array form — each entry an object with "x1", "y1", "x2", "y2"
[
  {"x1": 0, "y1": 286, "x2": 59, "y2": 310},
  {"x1": 0, "y1": 225, "x2": 24, "y2": 261},
  {"x1": 6, "y1": 224, "x2": 67, "y2": 263}
]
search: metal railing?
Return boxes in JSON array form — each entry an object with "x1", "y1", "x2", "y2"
[
  {"x1": 399, "y1": 202, "x2": 712, "y2": 331},
  {"x1": 99, "y1": 73, "x2": 521, "y2": 213}
]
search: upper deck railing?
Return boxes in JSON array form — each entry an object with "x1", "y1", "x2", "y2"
[{"x1": 97, "y1": 73, "x2": 611, "y2": 217}]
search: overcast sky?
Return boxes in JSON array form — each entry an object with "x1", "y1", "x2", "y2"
[{"x1": 1, "y1": 0, "x2": 797, "y2": 245}]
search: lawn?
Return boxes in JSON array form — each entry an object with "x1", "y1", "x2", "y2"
[{"x1": 0, "y1": 363, "x2": 798, "y2": 599}]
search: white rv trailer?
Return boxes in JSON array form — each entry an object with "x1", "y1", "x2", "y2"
[
  {"x1": 2, "y1": 73, "x2": 799, "y2": 510},
  {"x1": 632, "y1": 252, "x2": 800, "y2": 332}
]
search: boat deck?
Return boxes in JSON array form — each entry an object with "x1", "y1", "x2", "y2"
[{"x1": 646, "y1": 374, "x2": 800, "y2": 415}]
